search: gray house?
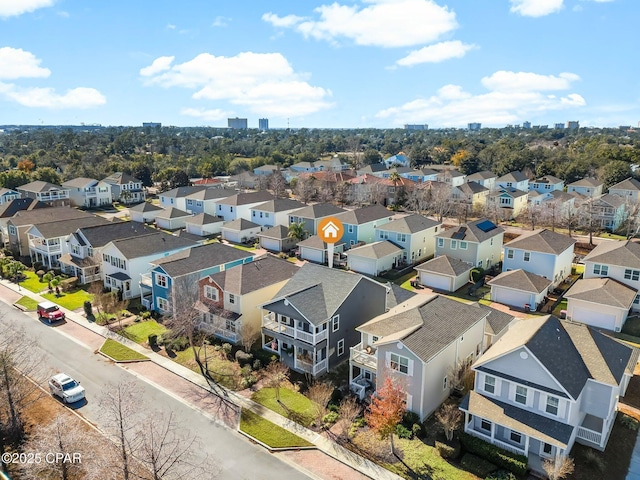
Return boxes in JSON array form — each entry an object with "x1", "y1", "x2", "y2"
[
  {"x1": 288, "y1": 203, "x2": 346, "y2": 237},
  {"x1": 461, "y1": 315, "x2": 637, "y2": 474},
  {"x1": 261, "y1": 263, "x2": 388, "y2": 378}
]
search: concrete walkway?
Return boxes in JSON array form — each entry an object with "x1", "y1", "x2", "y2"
[{"x1": 3, "y1": 279, "x2": 402, "y2": 480}]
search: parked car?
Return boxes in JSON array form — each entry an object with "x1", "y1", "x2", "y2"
[
  {"x1": 37, "y1": 301, "x2": 65, "y2": 323},
  {"x1": 48, "y1": 373, "x2": 85, "y2": 404}
]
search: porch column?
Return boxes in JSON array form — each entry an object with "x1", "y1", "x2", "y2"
[
  {"x1": 524, "y1": 435, "x2": 530, "y2": 455},
  {"x1": 490, "y1": 422, "x2": 495, "y2": 442},
  {"x1": 464, "y1": 412, "x2": 469, "y2": 431}
]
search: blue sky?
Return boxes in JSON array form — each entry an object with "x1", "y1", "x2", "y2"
[{"x1": 0, "y1": 0, "x2": 638, "y2": 129}]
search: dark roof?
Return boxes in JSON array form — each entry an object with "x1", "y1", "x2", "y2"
[
  {"x1": 335, "y1": 205, "x2": 392, "y2": 225},
  {"x1": 466, "y1": 170, "x2": 496, "y2": 181},
  {"x1": 0, "y1": 198, "x2": 48, "y2": 218},
  {"x1": 61, "y1": 177, "x2": 98, "y2": 188},
  {"x1": 378, "y1": 214, "x2": 440, "y2": 234},
  {"x1": 457, "y1": 182, "x2": 488, "y2": 195},
  {"x1": 151, "y1": 242, "x2": 253, "y2": 277},
  {"x1": 564, "y1": 277, "x2": 637, "y2": 309},
  {"x1": 487, "y1": 269, "x2": 552, "y2": 294},
  {"x1": 504, "y1": 229, "x2": 576, "y2": 255},
  {"x1": 386, "y1": 283, "x2": 417, "y2": 310},
  {"x1": 609, "y1": 177, "x2": 640, "y2": 192},
  {"x1": 128, "y1": 201, "x2": 163, "y2": 213},
  {"x1": 17, "y1": 180, "x2": 65, "y2": 193},
  {"x1": 582, "y1": 240, "x2": 640, "y2": 268},
  {"x1": 10, "y1": 206, "x2": 93, "y2": 226},
  {"x1": 107, "y1": 272, "x2": 131, "y2": 281},
  {"x1": 217, "y1": 191, "x2": 274, "y2": 206},
  {"x1": 209, "y1": 255, "x2": 299, "y2": 295},
  {"x1": 102, "y1": 172, "x2": 141, "y2": 185},
  {"x1": 436, "y1": 218, "x2": 504, "y2": 243},
  {"x1": 358, "y1": 164, "x2": 387, "y2": 173},
  {"x1": 156, "y1": 207, "x2": 191, "y2": 219},
  {"x1": 184, "y1": 188, "x2": 236, "y2": 201},
  {"x1": 489, "y1": 187, "x2": 528, "y2": 199},
  {"x1": 258, "y1": 224, "x2": 290, "y2": 240},
  {"x1": 184, "y1": 213, "x2": 223, "y2": 226},
  {"x1": 110, "y1": 231, "x2": 196, "y2": 259},
  {"x1": 415, "y1": 255, "x2": 473, "y2": 277},
  {"x1": 290, "y1": 203, "x2": 346, "y2": 219},
  {"x1": 252, "y1": 198, "x2": 306, "y2": 213},
  {"x1": 78, "y1": 222, "x2": 156, "y2": 248},
  {"x1": 160, "y1": 186, "x2": 207, "y2": 198}
]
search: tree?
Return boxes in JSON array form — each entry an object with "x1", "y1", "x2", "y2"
[
  {"x1": 307, "y1": 382, "x2": 334, "y2": 423},
  {"x1": 170, "y1": 169, "x2": 190, "y2": 189},
  {"x1": 601, "y1": 160, "x2": 632, "y2": 188},
  {"x1": 435, "y1": 403, "x2": 462, "y2": 441},
  {"x1": 295, "y1": 175, "x2": 316, "y2": 203},
  {"x1": 337, "y1": 396, "x2": 361, "y2": 439},
  {"x1": 268, "y1": 171, "x2": 287, "y2": 198},
  {"x1": 240, "y1": 321, "x2": 261, "y2": 353},
  {"x1": 365, "y1": 376, "x2": 406, "y2": 454},
  {"x1": 263, "y1": 361, "x2": 289, "y2": 403},
  {"x1": 287, "y1": 222, "x2": 307, "y2": 242},
  {"x1": 542, "y1": 455, "x2": 575, "y2": 480},
  {"x1": 17, "y1": 159, "x2": 35, "y2": 173},
  {"x1": 362, "y1": 149, "x2": 382, "y2": 165},
  {"x1": 31, "y1": 166, "x2": 62, "y2": 185}
]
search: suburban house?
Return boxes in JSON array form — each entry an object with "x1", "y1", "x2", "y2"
[
  {"x1": 154, "y1": 207, "x2": 192, "y2": 231},
  {"x1": 250, "y1": 198, "x2": 305, "y2": 228},
  {"x1": 346, "y1": 241, "x2": 404, "y2": 276},
  {"x1": 496, "y1": 171, "x2": 529, "y2": 191},
  {"x1": 586, "y1": 194, "x2": 628, "y2": 231},
  {"x1": 0, "y1": 188, "x2": 20, "y2": 205},
  {"x1": 334, "y1": 204, "x2": 393, "y2": 248},
  {"x1": 461, "y1": 316, "x2": 638, "y2": 473},
  {"x1": 61, "y1": 177, "x2": 112, "y2": 208},
  {"x1": 128, "y1": 202, "x2": 164, "y2": 224},
  {"x1": 17, "y1": 181, "x2": 70, "y2": 206},
  {"x1": 261, "y1": 263, "x2": 389, "y2": 377},
  {"x1": 452, "y1": 182, "x2": 490, "y2": 209},
  {"x1": 184, "y1": 213, "x2": 224, "y2": 237},
  {"x1": 141, "y1": 242, "x2": 254, "y2": 313},
  {"x1": 435, "y1": 218, "x2": 504, "y2": 269},
  {"x1": 402, "y1": 167, "x2": 439, "y2": 183},
  {"x1": 466, "y1": 171, "x2": 497, "y2": 190},
  {"x1": 437, "y1": 169, "x2": 466, "y2": 187},
  {"x1": 487, "y1": 269, "x2": 552, "y2": 311},
  {"x1": 356, "y1": 163, "x2": 388, "y2": 177},
  {"x1": 59, "y1": 222, "x2": 154, "y2": 284},
  {"x1": 608, "y1": 177, "x2": 640, "y2": 203},
  {"x1": 102, "y1": 172, "x2": 145, "y2": 204},
  {"x1": 486, "y1": 188, "x2": 528, "y2": 220},
  {"x1": 564, "y1": 277, "x2": 637, "y2": 332},
  {"x1": 159, "y1": 186, "x2": 208, "y2": 211},
  {"x1": 101, "y1": 231, "x2": 195, "y2": 300},
  {"x1": 529, "y1": 176, "x2": 564, "y2": 194},
  {"x1": 290, "y1": 161, "x2": 323, "y2": 173},
  {"x1": 502, "y1": 229, "x2": 576, "y2": 287},
  {"x1": 196, "y1": 255, "x2": 299, "y2": 344},
  {"x1": 414, "y1": 255, "x2": 472, "y2": 293},
  {"x1": 383, "y1": 153, "x2": 410, "y2": 168},
  {"x1": 381, "y1": 166, "x2": 414, "y2": 180},
  {"x1": 229, "y1": 171, "x2": 258, "y2": 189},
  {"x1": 375, "y1": 214, "x2": 441, "y2": 265},
  {"x1": 349, "y1": 294, "x2": 506, "y2": 420},
  {"x1": 288, "y1": 203, "x2": 346, "y2": 237},
  {"x1": 184, "y1": 188, "x2": 236, "y2": 215},
  {"x1": 0, "y1": 198, "x2": 47, "y2": 246},
  {"x1": 220, "y1": 218, "x2": 261, "y2": 244},
  {"x1": 258, "y1": 225, "x2": 298, "y2": 253},
  {"x1": 567, "y1": 178, "x2": 603, "y2": 197},
  {"x1": 582, "y1": 240, "x2": 640, "y2": 312},
  {"x1": 296, "y1": 235, "x2": 345, "y2": 264},
  {"x1": 216, "y1": 191, "x2": 274, "y2": 222},
  {"x1": 254, "y1": 164, "x2": 280, "y2": 176}
]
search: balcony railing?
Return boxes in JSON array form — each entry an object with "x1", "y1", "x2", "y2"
[
  {"x1": 28, "y1": 240, "x2": 62, "y2": 254},
  {"x1": 295, "y1": 357, "x2": 327, "y2": 375},
  {"x1": 349, "y1": 343, "x2": 378, "y2": 370},
  {"x1": 350, "y1": 374, "x2": 373, "y2": 400},
  {"x1": 263, "y1": 317, "x2": 327, "y2": 344},
  {"x1": 37, "y1": 192, "x2": 69, "y2": 201},
  {"x1": 141, "y1": 295, "x2": 152, "y2": 310},
  {"x1": 576, "y1": 426, "x2": 602, "y2": 446},
  {"x1": 140, "y1": 273, "x2": 152, "y2": 287},
  {"x1": 493, "y1": 439, "x2": 526, "y2": 457},
  {"x1": 84, "y1": 273, "x2": 101, "y2": 283}
]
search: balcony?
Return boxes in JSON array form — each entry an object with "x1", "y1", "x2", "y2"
[
  {"x1": 28, "y1": 239, "x2": 62, "y2": 254},
  {"x1": 262, "y1": 315, "x2": 328, "y2": 344},
  {"x1": 141, "y1": 295, "x2": 152, "y2": 310},
  {"x1": 576, "y1": 414, "x2": 605, "y2": 447},
  {"x1": 140, "y1": 273, "x2": 152, "y2": 287},
  {"x1": 350, "y1": 373, "x2": 375, "y2": 401},
  {"x1": 37, "y1": 191, "x2": 69, "y2": 201},
  {"x1": 350, "y1": 343, "x2": 378, "y2": 370},
  {"x1": 295, "y1": 357, "x2": 327, "y2": 376}
]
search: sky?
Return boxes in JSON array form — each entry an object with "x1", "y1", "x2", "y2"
[{"x1": 0, "y1": 0, "x2": 638, "y2": 129}]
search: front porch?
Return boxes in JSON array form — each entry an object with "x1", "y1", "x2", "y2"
[
  {"x1": 59, "y1": 255, "x2": 101, "y2": 284},
  {"x1": 575, "y1": 413, "x2": 612, "y2": 451},
  {"x1": 262, "y1": 312, "x2": 328, "y2": 344},
  {"x1": 261, "y1": 334, "x2": 327, "y2": 376}
]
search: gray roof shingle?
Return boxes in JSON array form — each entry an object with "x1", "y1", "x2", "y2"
[
  {"x1": 487, "y1": 269, "x2": 552, "y2": 294},
  {"x1": 222, "y1": 218, "x2": 261, "y2": 231},
  {"x1": 436, "y1": 218, "x2": 504, "y2": 243},
  {"x1": 504, "y1": 229, "x2": 576, "y2": 254},
  {"x1": 151, "y1": 242, "x2": 253, "y2": 277},
  {"x1": 415, "y1": 255, "x2": 472, "y2": 277},
  {"x1": 378, "y1": 214, "x2": 440, "y2": 234},
  {"x1": 217, "y1": 191, "x2": 274, "y2": 206},
  {"x1": 347, "y1": 241, "x2": 403, "y2": 260},
  {"x1": 111, "y1": 231, "x2": 196, "y2": 259},
  {"x1": 564, "y1": 277, "x2": 637, "y2": 309},
  {"x1": 10, "y1": 206, "x2": 94, "y2": 227},
  {"x1": 252, "y1": 198, "x2": 306, "y2": 213},
  {"x1": 335, "y1": 205, "x2": 393, "y2": 225},
  {"x1": 582, "y1": 240, "x2": 640, "y2": 268},
  {"x1": 184, "y1": 213, "x2": 223, "y2": 226},
  {"x1": 209, "y1": 255, "x2": 299, "y2": 295},
  {"x1": 78, "y1": 221, "x2": 156, "y2": 248},
  {"x1": 609, "y1": 177, "x2": 640, "y2": 192},
  {"x1": 290, "y1": 203, "x2": 346, "y2": 219}
]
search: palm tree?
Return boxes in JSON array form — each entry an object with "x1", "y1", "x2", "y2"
[
  {"x1": 389, "y1": 171, "x2": 401, "y2": 187},
  {"x1": 287, "y1": 222, "x2": 307, "y2": 241}
]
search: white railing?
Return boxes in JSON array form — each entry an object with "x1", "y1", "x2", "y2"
[
  {"x1": 263, "y1": 319, "x2": 295, "y2": 337},
  {"x1": 84, "y1": 273, "x2": 101, "y2": 283},
  {"x1": 263, "y1": 342, "x2": 279, "y2": 354},
  {"x1": 29, "y1": 241, "x2": 62, "y2": 253},
  {"x1": 494, "y1": 439, "x2": 526, "y2": 456},
  {"x1": 295, "y1": 357, "x2": 327, "y2": 375},
  {"x1": 141, "y1": 296, "x2": 152, "y2": 309},
  {"x1": 140, "y1": 273, "x2": 152, "y2": 287},
  {"x1": 262, "y1": 319, "x2": 327, "y2": 344},
  {"x1": 350, "y1": 381, "x2": 366, "y2": 400},
  {"x1": 577, "y1": 426, "x2": 602, "y2": 445},
  {"x1": 38, "y1": 192, "x2": 69, "y2": 201},
  {"x1": 349, "y1": 343, "x2": 378, "y2": 370}
]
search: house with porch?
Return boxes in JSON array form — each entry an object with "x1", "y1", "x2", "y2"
[
  {"x1": 196, "y1": 255, "x2": 299, "y2": 344},
  {"x1": 288, "y1": 203, "x2": 346, "y2": 237},
  {"x1": 61, "y1": 178, "x2": 112, "y2": 208},
  {"x1": 375, "y1": 214, "x2": 441, "y2": 266},
  {"x1": 261, "y1": 263, "x2": 389, "y2": 377},
  {"x1": 496, "y1": 171, "x2": 529, "y2": 192},
  {"x1": 216, "y1": 191, "x2": 274, "y2": 222},
  {"x1": 0, "y1": 198, "x2": 47, "y2": 246},
  {"x1": 334, "y1": 204, "x2": 393, "y2": 248},
  {"x1": 585, "y1": 194, "x2": 628, "y2": 231},
  {"x1": 460, "y1": 315, "x2": 638, "y2": 474},
  {"x1": 141, "y1": 242, "x2": 254, "y2": 313},
  {"x1": 0, "y1": 188, "x2": 20, "y2": 205},
  {"x1": 102, "y1": 172, "x2": 145, "y2": 204},
  {"x1": 435, "y1": 218, "x2": 504, "y2": 269},
  {"x1": 608, "y1": 177, "x2": 640, "y2": 203},
  {"x1": 486, "y1": 188, "x2": 528, "y2": 220},
  {"x1": 250, "y1": 198, "x2": 305, "y2": 228},
  {"x1": 17, "y1": 181, "x2": 70, "y2": 206}
]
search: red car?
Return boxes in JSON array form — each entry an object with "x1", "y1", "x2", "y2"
[{"x1": 37, "y1": 301, "x2": 65, "y2": 323}]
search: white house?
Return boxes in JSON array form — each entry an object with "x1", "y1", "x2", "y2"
[
  {"x1": 608, "y1": 177, "x2": 640, "y2": 203},
  {"x1": 61, "y1": 178, "x2": 112, "y2": 208},
  {"x1": 155, "y1": 207, "x2": 192, "y2": 231},
  {"x1": 159, "y1": 186, "x2": 208, "y2": 211},
  {"x1": 529, "y1": 176, "x2": 564, "y2": 194},
  {"x1": 102, "y1": 172, "x2": 145, "y2": 204},
  {"x1": 496, "y1": 171, "x2": 529, "y2": 191},
  {"x1": 346, "y1": 241, "x2": 403, "y2": 276},
  {"x1": 567, "y1": 178, "x2": 603, "y2": 197},
  {"x1": 466, "y1": 171, "x2": 497, "y2": 190},
  {"x1": 414, "y1": 255, "x2": 472, "y2": 292},
  {"x1": 129, "y1": 202, "x2": 164, "y2": 224},
  {"x1": 220, "y1": 218, "x2": 261, "y2": 244},
  {"x1": 184, "y1": 213, "x2": 224, "y2": 237},
  {"x1": 487, "y1": 269, "x2": 552, "y2": 311},
  {"x1": 216, "y1": 191, "x2": 274, "y2": 222},
  {"x1": 374, "y1": 214, "x2": 441, "y2": 266},
  {"x1": 17, "y1": 181, "x2": 70, "y2": 206},
  {"x1": 435, "y1": 218, "x2": 504, "y2": 269},
  {"x1": 250, "y1": 198, "x2": 305, "y2": 228}
]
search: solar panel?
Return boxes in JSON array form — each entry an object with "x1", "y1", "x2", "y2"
[
  {"x1": 476, "y1": 220, "x2": 497, "y2": 232},
  {"x1": 452, "y1": 226, "x2": 467, "y2": 240}
]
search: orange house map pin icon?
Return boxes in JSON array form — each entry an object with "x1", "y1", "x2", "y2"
[{"x1": 318, "y1": 217, "x2": 344, "y2": 243}]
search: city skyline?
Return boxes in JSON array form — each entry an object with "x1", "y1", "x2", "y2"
[{"x1": 0, "y1": 0, "x2": 637, "y2": 129}]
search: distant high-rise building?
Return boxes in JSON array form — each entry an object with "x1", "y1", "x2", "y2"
[
  {"x1": 228, "y1": 117, "x2": 248, "y2": 129},
  {"x1": 142, "y1": 122, "x2": 161, "y2": 128},
  {"x1": 567, "y1": 121, "x2": 580, "y2": 130},
  {"x1": 554, "y1": 123, "x2": 565, "y2": 129},
  {"x1": 259, "y1": 118, "x2": 269, "y2": 130},
  {"x1": 522, "y1": 121, "x2": 531, "y2": 129},
  {"x1": 404, "y1": 124, "x2": 428, "y2": 131},
  {"x1": 468, "y1": 123, "x2": 481, "y2": 131}
]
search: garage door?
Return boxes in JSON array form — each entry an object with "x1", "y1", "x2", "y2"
[
  {"x1": 349, "y1": 257, "x2": 377, "y2": 276},
  {"x1": 261, "y1": 237, "x2": 281, "y2": 252},
  {"x1": 493, "y1": 288, "x2": 531, "y2": 309},
  {"x1": 301, "y1": 247, "x2": 324, "y2": 264},
  {"x1": 420, "y1": 272, "x2": 451, "y2": 292},
  {"x1": 222, "y1": 230, "x2": 240, "y2": 243},
  {"x1": 571, "y1": 306, "x2": 617, "y2": 331}
]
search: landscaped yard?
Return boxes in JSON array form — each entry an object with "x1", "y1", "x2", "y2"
[
  {"x1": 232, "y1": 243, "x2": 258, "y2": 252},
  {"x1": 251, "y1": 387, "x2": 318, "y2": 427},
  {"x1": 42, "y1": 288, "x2": 93, "y2": 310},
  {"x1": 120, "y1": 320, "x2": 167, "y2": 344},
  {"x1": 15, "y1": 295, "x2": 38, "y2": 311},
  {"x1": 239, "y1": 409, "x2": 314, "y2": 449},
  {"x1": 99, "y1": 338, "x2": 148, "y2": 362},
  {"x1": 172, "y1": 345, "x2": 242, "y2": 390},
  {"x1": 18, "y1": 271, "x2": 49, "y2": 293}
]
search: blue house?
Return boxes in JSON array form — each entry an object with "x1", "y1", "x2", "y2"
[
  {"x1": 334, "y1": 205, "x2": 393, "y2": 248},
  {"x1": 142, "y1": 242, "x2": 254, "y2": 313},
  {"x1": 383, "y1": 153, "x2": 410, "y2": 168},
  {"x1": 0, "y1": 188, "x2": 21, "y2": 206}
]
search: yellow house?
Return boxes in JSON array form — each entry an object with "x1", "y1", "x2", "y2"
[{"x1": 487, "y1": 188, "x2": 528, "y2": 220}]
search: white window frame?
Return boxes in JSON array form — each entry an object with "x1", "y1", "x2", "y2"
[
  {"x1": 480, "y1": 419, "x2": 492, "y2": 432},
  {"x1": 229, "y1": 293, "x2": 235, "y2": 304},
  {"x1": 625, "y1": 269, "x2": 640, "y2": 281},
  {"x1": 337, "y1": 339, "x2": 344, "y2": 356},
  {"x1": 484, "y1": 375, "x2": 496, "y2": 394},
  {"x1": 437, "y1": 237, "x2": 444, "y2": 248},
  {"x1": 389, "y1": 352, "x2": 410, "y2": 375},
  {"x1": 507, "y1": 249, "x2": 514, "y2": 259},
  {"x1": 593, "y1": 264, "x2": 608, "y2": 276},
  {"x1": 204, "y1": 285, "x2": 219, "y2": 301},
  {"x1": 156, "y1": 274, "x2": 168, "y2": 288},
  {"x1": 546, "y1": 396, "x2": 559, "y2": 416},
  {"x1": 510, "y1": 431, "x2": 522, "y2": 444},
  {"x1": 332, "y1": 314, "x2": 340, "y2": 332},
  {"x1": 524, "y1": 252, "x2": 531, "y2": 262},
  {"x1": 8, "y1": 225, "x2": 16, "y2": 236},
  {"x1": 451, "y1": 240, "x2": 457, "y2": 250},
  {"x1": 515, "y1": 385, "x2": 527, "y2": 405},
  {"x1": 459, "y1": 241, "x2": 467, "y2": 250},
  {"x1": 157, "y1": 297, "x2": 169, "y2": 312}
]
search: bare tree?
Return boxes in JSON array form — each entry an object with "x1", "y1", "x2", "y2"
[
  {"x1": 425, "y1": 182, "x2": 454, "y2": 222},
  {"x1": 263, "y1": 361, "x2": 289, "y2": 403},
  {"x1": 307, "y1": 382, "x2": 334, "y2": 423},
  {"x1": 295, "y1": 175, "x2": 316, "y2": 204},
  {"x1": 334, "y1": 181, "x2": 350, "y2": 207},
  {"x1": 240, "y1": 321, "x2": 261, "y2": 353},
  {"x1": 268, "y1": 170, "x2": 287, "y2": 198},
  {"x1": 435, "y1": 403, "x2": 462, "y2": 441},
  {"x1": 447, "y1": 359, "x2": 474, "y2": 394},
  {"x1": 542, "y1": 455, "x2": 575, "y2": 480},
  {"x1": 337, "y1": 396, "x2": 362, "y2": 439}
]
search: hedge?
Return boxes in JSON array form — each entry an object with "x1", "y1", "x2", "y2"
[
  {"x1": 459, "y1": 432, "x2": 528, "y2": 477},
  {"x1": 460, "y1": 453, "x2": 498, "y2": 478}
]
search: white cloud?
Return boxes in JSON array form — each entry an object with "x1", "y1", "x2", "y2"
[
  {"x1": 166, "y1": 24, "x2": 176, "y2": 30},
  {"x1": 140, "y1": 51, "x2": 333, "y2": 118},
  {"x1": 212, "y1": 16, "x2": 230, "y2": 27},
  {"x1": 510, "y1": 0, "x2": 564, "y2": 17},
  {"x1": 0, "y1": 0, "x2": 53, "y2": 17},
  {"x1": 0, "y1": 83, "x2": 106, "y2": 108},
  {"x1": 0, "y1": 47, "x2": 51, "y2": 79},
  {"x1": 181, "y1": 107, "x2": 229, "y2": 121},
  {"x1": 396, "y1": 41, "x2": 476, "y2": 66},
  {"x1": 481, "y1": 71, "x2": 580, "y2": 92},
  {"x1": 263, "y1": 0, "x2": 458, "y2": 48},
  {"x1": 375, "y1": 70, "x2": 585, "y2": 127}
]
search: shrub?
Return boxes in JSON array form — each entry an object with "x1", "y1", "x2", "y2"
[
  {"x1": 412, "y1": 422, "x2": 424, "y2": 439},
  {"x1": 621, "y1": 413, "x2": 639, "y2": 431},
  {"x1": 330, "y1": 388, "x2": 343, "y2": 404},
  {"x1": 460, "y1": 433, "x2": 528, "y2": 477},
  {"x1": 165, "y1": 336, "x2": 189, "y2": 352},
  {"x1": 395, "y1": 424, "x2": 413, "y2": 439},
  {"x1": 252, "y1": 359, "x2": 262, "y2": 370},
  {"x1": 83, "y1": 301, "x2": 92, "y2": 317},
  {"x1": 327, "y1": 403, "x2": 340, "y2": 413},
  {"x1": 240, "y1": 374, "x2": 257, "y2": 389},
  {"x1": 141, "y1": 311, "x2": 152, "y2": 320},
  {"x1": 583, "y1": 450, "x2": 605, "y2": 473},
  {"x1": 148, "y1": 334, "x2": 158, "y2": 348},
  {"x1": 222, "y1": 343, "x2": 232, "y2": 357},
  {"x1": 353, "y1": 417, "x2": 367, "y2": 428},
  {"x1": 435, "y1": 441, "x2": 456, "y2": 459},
  {"x1": 36, "y1": 269, "x2": 45, "y2": 279},
  {"x1": 485, "y1": 469, "x2": 517, "y2": 480},
  {"x1": 322, "y1": 411, "x2": 339, "y2": 425},
  {"x1": 60, "y1": 277, "x2": 78, "y2": 292},
  {"x1": 460, "y1": 453, "x2": 498, "y2": 478},
  {"x1": 235, "y1": 350, "x2": 254, "y2": 366},
  {"x1": 471, "y1": 267, "x2": 485, "y2": 283}
]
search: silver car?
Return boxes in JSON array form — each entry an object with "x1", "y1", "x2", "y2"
[{"x1": 48, "y1": 373, "x2": 86, "y2": 404}]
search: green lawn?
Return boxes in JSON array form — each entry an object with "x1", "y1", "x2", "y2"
[
  {"x1": 251, "y1": 387, "x2": 318, "y2": 427},
  {"x1": 99, "y1": 338, "x2": 148, "y2": 362},
  {"x1": 232, "y1": 243, "x2": 258, "y2": 252},
  {"x1": 42, "y1": 289, "x2": 93, "y2": 310},
  {"x1": 239, "y1": 409, "x2": 314, "y2": 449},
  {"x1": 18, "y1": 271, "x2": 49, "y2": 293},
  {"x1": 15, "y1": 296, "x2": 38, "y2": 311},
  {"x1": 121, "y1": 320, "x2": 167, "y2": 344},
  {"x1": 172, "y1": 346, "x2": 242, "y2": 390},
  {"x1": 552, "y1": 299, "x2": 568, "y2": 317}
]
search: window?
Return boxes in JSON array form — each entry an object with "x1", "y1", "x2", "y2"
[
  {"x1": 389, "y1": 353, "x2": 410, "y2": 375},
  {"x1": 635, "y1": 294, "x2": 640, "y2": 305},
  {"x1": 332, "y1": 315, "x2": 340, "y2": 332},
  {"x1": 443, "y1": 376, "x2": 448, "y2": 390},
  {"x1": 593, "y1": 264, "x2": 608, "y2": 276},
  {"x1": 372, "y1": 335, "x2": 379, "y2": 343},
  {"x1": 157, "y1": 297, "x2": 169, "y2": 311},
  {"x1": 506, "y1": 249, "x2": 514, "y2": 259},
  {"x1": 451, "y1": 240, "x2": 457, "y2": 250},
  {"x1": 524, "y1": 252, "x2": 531, "y2": 262},
  {"x1": 225, "y1": 319, "x2": 236, "y2": 333},
  {"x1": 625, "y1": 269, "x2": 640, "y2": 281},
  {"x1": 510, "y1": 431, "x2": 522, "y2": 444},
  {"x1": 8, "y1": 225, "x2": 16, "y2": 235},
  {"x1": 229, "y1": 293, "x2": 235, "y2": 304},
  {"x1": 546, "y1": 396, "x2": 559, "y2": 416},
  {"x1": 337, "y1": 339, "x2": 344, "y2": 356},
  {"x1": 543, "y1": 443, "x2": 553, "y2": 455},
  {"x1": 500, "y1": 197, "x2": 510, "y2": 205},
  {"x1": 252, "y1": 211, "x2": 256, "y2": 217},
  {"x1": 380, "y1": 231, "x2": 389, "y2": 240},
  {"x1": 437, "y1": 238, "x2": 444, "y2": 248},
  {"x1": 484, "y1": 375, "x2": 496, "y2": 394},
  {"x1": 204, "y1": 285, "x2": 218, "y2": 301},
  {"x1": 156, "y1": 274, "x2": 167, "y2": 288},
  {"x1": 480, "y1": 419, "x2": 492, "y2": 432},
  {"x1": 460, "y1": 241, "x2": 467, "y2": 250},
  {"x1": 348, "y1": 225, "x2": 354, "y2": 233},
  {"x1": 515, "y1": 385, "x2": 527, "y2": 405},
  {"x1": 397, "y1": 233, "x2": 406, "y2": 242}
]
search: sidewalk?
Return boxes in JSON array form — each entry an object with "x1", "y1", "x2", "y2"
[{"x1": 1, "y1": 279, "x2": 402, "y2": 480}]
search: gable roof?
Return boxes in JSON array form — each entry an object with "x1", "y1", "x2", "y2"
[
  {"x1": 17, "y1": 180, "x2": 65, "y2": 192},
  {"x1": 347, "y1": 240, "x2": 403, "y2": 260},
  {"x1": 184, "y1": 213, "x2": 223, "y2": 226},
  {"x1": 378, "y1": 214, "x2": 440, "y2": 234},
  {"x1": 61, "y1": 177, "x2": 98, "y2": 189},
  {"x1": 184, "y1": 187, "x2": 236, "y2": 201},
  {"x1": 504, "y1": 228, "x2": 576, "y2": 254},
  {"x1": 155, "y1": 207, "x2": 191, "y2": 219},
  {"x1": 208, "y1": 255, "x2": 298, "y2": 295},
  {"x1": 102, "y1": 172, "x2": 140, "y2": 185},
  {"x1": 385, "y1": 283, "x2": 417, "y2": 309},
  {"x1": 9, "y1": 206, "x2": 93, "y2": 226},
  {"x1": 30, "y1": 216, "x2": 110, "y2": 239},
  {"x1": 160, "y1": 186, "x2": 207, "y2": 198},
  {"x1": 335, "y1": 204, "x2": 392, "y2": 225},
  {"x1": 568, "y1": 177, "x2": 602, "y2": 188},
  {"x1": 417, "y1": 255, "x2": 473, "y2": 277},
  {"x1": 457, "y1": 182, "x2": 489, "y2": 195},
  {"x1": 221, "y1": 218, "x2": 260, "y2": 231},
  {"x1": 128, "y1": 201, "x2": 163, "y2": 213},
  {"x1": 77, "y1": 221, "x2": 155, "y2": 248},
  {"x1": 487, "y1": 269, "x2": 552, "y2": 294},
  {"x1": 609, "y1": 177, "x2": 640, "y2": 192},
  {"x1": 258, "y1": 224, "x2": 290, "y2": 240},
  {"x1": 110, "y1": 231, "x2": 196, "y2": 259},
  {"x1": 532, "y1": 175, "x2": 563, "y2": 185},
  {"x1": 582, "y1": 239, "x2": 640, "y2": 268},
  {"x1": 564, "y1": 277, "x2": 637, "y2": 309},
  {"x1": 217, "y1": 191, "x2": 274, "y2": 206},
  {"x1": 592, "y1": 193, "x2": 625, "y2": 208},
  {"x1": 290, "y1": 203, "x2": 346, "y2": 219},
  {"x1": 252, "y1": 198, "x2": 305, "y2": 213},
  {"x1": 497, "y1": 171, "x2": 528, "y2": 183},
  {"x1": 358, "y1": 164, "x2": 388, "y2": 174},
  {"x1": 436, "y1": 218, "x2": 504, "y2": 243},
  {"x1": 548, "y1": 190, "x2": 576, "y2": 203},
  {"x1": 297, "y1": 234, "x2": 336, "y2": 250},
  {"x1": 476, "y1": 304, "x2": 516, "y2": 337},
  {"x1": 489, "y1": 187, "x2": 528, "y2": 199},
  {"x1": 466, "y1": 170, "x2": 496, "y2": 181},
  {"x1": 0, "y1": 198, "x2": 48, "y2": 218},
  {"x1": 151, "y1": 242, "x2": 252, "y2": 277}
]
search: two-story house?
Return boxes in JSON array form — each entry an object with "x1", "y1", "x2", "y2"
[
  {"x1": 288, "y1": 203, "x2": 346, "y2": 237},
  {"x1": 461, "y1": 316, "x2": 637, "y2": 474},
  {"x1": 216, "y1": 191, "x2": 274, "y2": 222},
  {"x1": 250, "y1": 198, "x2": 305, "y2": 229},
  {"x1": 502, "y1": 229, "x2": 576, "y2": 286},
  {"x1": 142, "y1": 242, "x2": 254, "y2": 313},
  {"x1": 101, "y1": 232, "x2": 195, "y2": 299},
  {"x1": 334, "y1": 205, "x2": 393, "y2": 248},
  {"x1": 529, "y1": 176, "x2": 564, "y2": 194},
  {"x1": 0, "y1": 198, "x2": 47, "y2": 246},
  {"x1": 585, "y1": 194, "x2": 628, "y2": 231},
  {"x1": 261, "y1": 263, "x2": 388, "y2": 377},
  {"x1": 196, "y1": 255, "x2": 299, "y2": 344},
  {"x1": 437, "y1": 169, "x2": 466, "y2": 187},
  {"x1": 184, "y1": 188, "x2": 236, "y2": 215},
  {"x1": 0, "y1": 188, "x2": 20, "y2": 205},
  {"x1": 159, "y1": 186, "x2": 208, "y2": 211},
  {"x1": 61, "y1": 177, "x2": 112, "y2": 208},
  {"x1": 496, "y1": 171, "x2": 529, "y2": 192},
  {"x1": 567, "y1": 178, "x2": 603, "y2": 197},
  {"x1": 608, "y1": 177, "x2": 640, "y2": 203},
  {"x1": 375, "y1": 214, "x2": 441, "y2": 265},
  {"x1": 435, "y1": 218, "x2": 504, "y2": 269},
  {"x1": 383, "y1": 153, "x2": 410, "y2": 168},
  {"x1": 402, "y1": 167, "x2": 439, "y2": 183},
  {"x1": 356, "y1": 163, "x2": 388, "y2": 177},
  {"x1": 452, "y1": 182, "x2": 490, "y2": 209},
  {"x1": 487, "y1": 188, "x2": 528, "y2": 220},
  {"x1": 466, "y1": 171, "x2": 497, "y2": 190},
  {"x1": 102, "y1": 172, "x2": 145, "y2": 204},
  {"x1": 17, "y1": 181, "x2": 70, "y2": 206}
]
